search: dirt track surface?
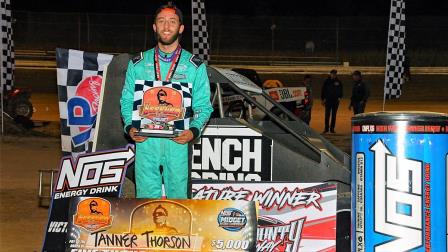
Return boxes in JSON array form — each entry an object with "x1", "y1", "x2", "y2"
[
  {"x1": 1, "y1": 73, "x2": 447, "y2": 251},
  {"x1": 0, "y1": 136, "x2": 60, "y2": 252}
]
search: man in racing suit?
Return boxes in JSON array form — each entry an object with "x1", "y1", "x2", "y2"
[{"x1": 120, "y1": 3, "x2": 212, "y2": 199}]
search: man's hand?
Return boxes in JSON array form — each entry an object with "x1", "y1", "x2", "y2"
[
  {"x1": 172, "y1": 130, "x2": 194, "y2": 144},
  {"x1": 321, "y1": 99, "x2": 326, "y2": 106},
  {"x1": 129, "y1": 127, "x2": 148, "y2": 143}
]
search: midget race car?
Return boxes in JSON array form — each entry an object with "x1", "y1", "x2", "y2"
[{"x1": 219, "y1": 68, "x2": 312, "y2": 123}]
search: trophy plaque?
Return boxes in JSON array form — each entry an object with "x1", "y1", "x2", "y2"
[{"x1": 133, "y1": 84, "x2": 185, "y2": 138}]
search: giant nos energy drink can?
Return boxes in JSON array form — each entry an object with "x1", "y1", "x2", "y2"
[{"x1": 352, "y1": 112, "x2": 448, "y2": 252}]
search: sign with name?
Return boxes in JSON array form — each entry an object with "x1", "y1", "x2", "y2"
[
  {"x1": 65, "y1": 197, "x2": 257, "y2": 251},
  {"x1": 191, "y1": 125, "x2": 273, "y2": 181},
  {"x1": 192, "y1": 182, "x2": 337, "y2": 252},
  {"x1": 42, "y1": 146, "x2": 134, "y2": 252}
]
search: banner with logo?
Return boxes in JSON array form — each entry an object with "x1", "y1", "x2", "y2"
[
  {"x1": 65, "y1": 197, "x2": 257, "y2": 251},
  {"x1": 42, "y1": 146, "x2": 134, "y2": 252},
  {"x1": 56, "y1": 48, "x2": 114, "y2": 157},
  {"x1": 192, "y1": 182, "x2": 337, "y2": 252},
  {"x1": 191, "y1": 125, "x2": 273, "y2": 181},
  {"x1": 265, "y1": 87, "x2": 306, "y2": 103}
]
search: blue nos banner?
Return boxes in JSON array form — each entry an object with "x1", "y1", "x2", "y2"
[{"x1": 352, "y1": 114, "x2": 448, "y2": 252}]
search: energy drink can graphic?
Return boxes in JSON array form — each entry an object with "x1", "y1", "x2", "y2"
[{"x1": 352, "y1": 112, "x2": 448, "y2": 252}]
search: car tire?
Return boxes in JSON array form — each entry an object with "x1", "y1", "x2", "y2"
[{"x1": 9, "y1": 99, "x2": 34, "y2": 119}]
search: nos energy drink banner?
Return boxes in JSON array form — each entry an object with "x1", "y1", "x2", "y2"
[
  {"x1": 42, "y1": 146, "x2": 134, "y2": 251},
  {"x1": 352, "y1": 112, "x2": 448, "y2": 252},
  {"x1": 192, "y1": 182, "x2": 337, "y2": 251}
]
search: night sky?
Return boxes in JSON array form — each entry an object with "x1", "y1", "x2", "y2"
[{"x1": 11, "y1": 0, "x2": 448, "y2": 16}]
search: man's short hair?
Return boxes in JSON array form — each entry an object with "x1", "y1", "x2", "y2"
[
  {"x1": 304, "y1": 74, "x2": 311, "y2": 80},
  {"x1": 154, "y1": 2, "x2": 183, "y2": 24},
  {"x1": 330, "y1": 69, "x2": 337, "y2": 74}
]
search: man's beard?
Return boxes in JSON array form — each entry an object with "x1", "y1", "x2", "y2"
[{"x1": 156, "y1": 30, "x2": 181, "y2": 46}]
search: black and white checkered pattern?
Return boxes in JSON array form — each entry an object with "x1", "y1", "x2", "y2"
[
  {"x1": 1, "y1": 0, "x2": 14, "y2": 94},
  {"x1": 384, "y1": 0, "x2": 406, "y2": 99},
  {"x1": 191, "y1": 0, "x2": 210, "y2": 64},
  {"x1": 56, "y1": 48, "x2": 113, "y2": 156},
  {"x1": 132, "y1": 80, "x2": 193, "y2": 131}
]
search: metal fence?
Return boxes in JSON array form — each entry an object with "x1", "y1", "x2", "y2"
[{"x1": 12, "y1": 11, "x2": 448, "y2": 66}]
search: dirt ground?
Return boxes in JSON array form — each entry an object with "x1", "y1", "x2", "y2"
[
  {"x1": 1, "y1": 73, "x2": 447, "y2": 251},
  {"x1": 0, "y1": 136, "x2": 60, "y2": 252}
]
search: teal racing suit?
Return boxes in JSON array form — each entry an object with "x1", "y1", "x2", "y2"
[{"x1": 120, "y1": 48, "x2": 212, "y2": 199}]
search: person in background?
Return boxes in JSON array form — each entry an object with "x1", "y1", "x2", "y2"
[
  {"x1": 321, "y1": 69, "x2": 342, "y2": 133},
  {"x1": 349, "y1": 70, "x2": 369, "y2": 115},
  {"x1": 296, "y1": 74, "x2": 313, "y2": 124}
]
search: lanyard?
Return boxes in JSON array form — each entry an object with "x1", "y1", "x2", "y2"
[{"x1": 154, "y1": 46, "x2": 182, "y2": 82}]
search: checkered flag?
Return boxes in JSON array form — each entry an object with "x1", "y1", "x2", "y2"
[
  {"x1": 384, "y1": 0, "x2": 406, "y2": 99},
  {"x1": 1, "y1": 0, "x2": 14, "y2": 94},
  {"x1": 56, "y1": 48, "x2": 113, "y2": 157},
  {"x1": 191, "y1": 0, "x2": 210, "y2": 64}
]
